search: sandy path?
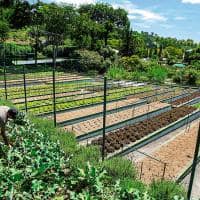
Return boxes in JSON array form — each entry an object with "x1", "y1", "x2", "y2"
[
  {"x1": 64, "y1": 101, "x2": 169, "y2": 137},
  {"x1": 128, "y1": 120, "x2": 199, "y2": 184},
  {"x1": 55, "y1": 97, "x2": 141, "y2": 123}
]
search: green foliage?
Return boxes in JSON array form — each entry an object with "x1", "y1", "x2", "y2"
[
  {"x1": 29, "y1": 116, "x2": 77, "y2": 155},
  {"x1": 0, "y1": 20, "x2": 10, "y2": 42},
  {"x1": 0, "y1": 118, "x2": 71, "y2": 199},
  {"x1": 103, "y1": 157, "x2": 137, "y2": 181},
  {"x1": 147, "y1": 65, "x2": 168, "y2": 83},
  {"x1": 10, "y1": 1, "x2": 32, "y2": 29},
  {"x1": 107, "y1": 65, "x2": 129, "y2": 80},
  {"x1": 173, "y1": 68, "x2": 200, "y2": 85},
  {"x1": 2, "y1": 42, "x2": 32, "y2": 60},
  {"x1": 69, "y1": 146, "x2": 101, "y2": 170},
  {"x1": 149, "y1": 180, "x2": 186, "y2": 200},
  {"x1": 119, "y1": 55, "x2": 145, "y2": 72},
  {"x1": 74, "y1": 49, "x2": 104, "y2": 72},
  {"x1": 120, "y1": 178, "x2": 147, "y2": 193}
]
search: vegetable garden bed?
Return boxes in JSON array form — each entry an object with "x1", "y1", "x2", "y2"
[
  {"x1": 90, "y1": 106, "x2": 198, "y2": 156},
  {"x1": 171, "y1": 91, "x2": 200, "y2": 106},
  {"x1": 56, "y1": 98, "x2": 146, "y2": 126},
  {"x1": 67, "y1": 102, "x2": 170, "y2": 140},
  {"x1": 132, "y1": 120, "x2": 200, "y2": 184}
]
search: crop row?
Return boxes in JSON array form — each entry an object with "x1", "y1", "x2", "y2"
[
  {"x1": 91, "y1": 106, "x2": 197, "y2": 155},
  {"x1": 18, "y1": 87, "x2": 151, "y2": 115},
  {"x1": 15, "y1": 85, "x2": 151, "y2": 109},
  {"x1": 0, "y1": 81, "x2": 97, "y2": 99},
  {"x1": 172, "y1": 91, "x2": 200, "y2": 105},
  {"x1": 0, "y1": 71, "x2": 65, "y2": 81}
]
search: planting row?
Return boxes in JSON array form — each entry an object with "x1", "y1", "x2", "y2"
[
  {"x1": 172, "y1": 91, "x2": 200, "y2": 106},
  {"x1": 132, "y1": 120, "x2": 199, "y2": 183},
  {"x1": 0, "y1": 80, "x2": 97, "y2": 99},
  {"x1": 17, "y1": 86, "x2": 151, "y2": 115},
  {"x1": 65, "y1": 101, "x2": 169, "y2": 137},
  {"x1": 91, "y1": 106, "x2": 197, "y2": 155},
  {"x1": 15, "y1": 85, "x2": 151, "y2": 109}
]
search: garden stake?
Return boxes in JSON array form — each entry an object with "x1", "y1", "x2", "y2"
[
  {"x1": 102, "y1": 77, "x2": 107, "y2": 161},
  {"x1": 23, "y1": 65, "x2": 28, "y2": 112},
  {"x1": 3, "y1": 63, "x2": 7, "y2": 100},
  {"x1": 162, "y1": 163, "x2": 167, "y2": 180},
  {"x1": 187, "y1": 121, "x2": 200, "y2": 200},
  {"x1": 140, "y1": 162, "x2": 143, "y2": 180},
  {"x1": 52, "y1": 44, "x2": 57, "y2": 127}
]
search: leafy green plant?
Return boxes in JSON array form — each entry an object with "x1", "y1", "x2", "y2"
[
  {"x1": 103, "y1": 157, "x2": 137, "y2": 182},
  {"x1": 148, "y1": 180, "x2": 186, "y2": 200}
]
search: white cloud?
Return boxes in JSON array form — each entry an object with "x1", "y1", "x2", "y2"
[
  {"x1": 134, "y1": 22, "x2": 151, "y2": 29},
  {"x1": 112, "y1": 1, "x2": 167, "y2": 22},
  {"x1": 54, "y1": 0, "x2": 95, "y2": 6},
  {"x1": 160, "y1": 24, "x2": 173, "y2": 29},
  {"x1": 175, "y1": 16, "x2": 186, "y2": 20},
  {"x1": 182, "y1": 0, "x2": 200, "y2": 4}
]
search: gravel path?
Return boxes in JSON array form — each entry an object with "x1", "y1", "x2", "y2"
[
  {"x1": 125, "y1": 120, "x2": 199, "y2": 184},
  {"x1": 64, "y1": 101, "x2": 169, "y2": 136}
]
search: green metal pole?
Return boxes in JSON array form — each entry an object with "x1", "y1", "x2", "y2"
[
  {"x1": 52, "y1": 44, "x2": 57, "y2": 127},
  {"x1": 3, "y1": 64, "x2": 7, "y2": 100},
  {"x1": 23, "y1": 65, "x2": 28, "y2": 112},
  {"x1": 102, "y1": 77, "x2": 107, "y2": 161},
  {"x1": 187, "y1": 121, "x2": 200, "y2": 200},
  {"x1": 3, "y1": 43, "x2": 7, "y2": 100}
]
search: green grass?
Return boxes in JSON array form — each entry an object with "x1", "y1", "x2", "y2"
[{"x1": 194, "y1": 103, "x2": 200, "y2": 108}]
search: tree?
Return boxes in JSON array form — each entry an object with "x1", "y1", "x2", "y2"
[
  {"x1": 10, "y1": 1, "x2": 32, "y2": 29},
  {"x1": 0, "y1": 20, "x2": 10, "y2": 42},
  {"x1": 40, "y1": 4, "x2": 76, "y2": 45},
  {"x1": 79, "y1": 3, "x2": 128, "y2": 46}
]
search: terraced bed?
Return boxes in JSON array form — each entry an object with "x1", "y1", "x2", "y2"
[
  {"x1": 131, "y1": 120, "x2": 199, "y2": 184},
  {"x1": 91, "y1": 106, "x2": 197, "y2": 155},
  {"x1": 54, "y1": 97, "x2": 141, "y2": 123},
  {"x1": 65, "y1": 101, "x2": 169, "y2": 137},
  {"x1": 172, "y1": 91, "x2": 200, "y2": 106},
  {"x1": 17, "y1": 86, "x2": 152, "y2": 115}
]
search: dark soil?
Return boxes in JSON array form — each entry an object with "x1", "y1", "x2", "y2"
[
  {"x1": 172, "y1": 91, "x2": 200, "y2": 106},
  {"x1": 91, "y1": 106, "x2": 197, "y2": 155}
]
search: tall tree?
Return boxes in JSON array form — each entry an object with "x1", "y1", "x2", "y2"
[{"x1": 79, "y1": 3, "x2": 128, "y2": 46}]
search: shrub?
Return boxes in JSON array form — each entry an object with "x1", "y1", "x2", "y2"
[
  {"x1": 107, "y1": 65, "x2": 128, "y2": 80},
  {"x1": 103, "y1": 157, "x2": 137, "y2": 181},
  {"x1": 69, "y1": 145, "x2": 101, "y2": 170},
  {"x1": 30, "y1": 116, "x2": 77, "y2": 155},
  {"x1": 73, "y1": 49, "x2": 104, "y2": 72},
  {"x1": 119, "y1": 55, "x2": 145, "y2": 72},
  {"x1": 149, "y1": 180, "x2": 186, "y2": 200},
  {"x1": 0, "y1": 20, "x2": 10, "y2": 42},
  {"x1": 120, "y1": 178, "x2": 147, "y2": 193},
  {"x1": 147, "y1": 65, "x2": 168, "y2": 83}
]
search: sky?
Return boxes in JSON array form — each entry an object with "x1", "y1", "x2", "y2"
[{"x1": 36, "y1": 0, "x2": 200, "y2": 42}]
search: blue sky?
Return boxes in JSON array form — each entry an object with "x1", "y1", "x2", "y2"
[{"x1": 37, "y1": 0, "x2": 200, "y2": 42}]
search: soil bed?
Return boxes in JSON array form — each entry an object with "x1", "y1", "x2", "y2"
[
  {"x1": 64, "y1": 101, "x2": 169, "y2": 136},
  {"x1": 132, "y1": 120, "x2": 199, "y2": 184},
  {"x1": 55, "y1": 97, "x2": 141, "y2": 123},
  {"x1": 91, "y1": 106, "x2": 197, "y2": 155},
  {"x1": 172, "y1": 91, "x2": 200, "y2": 106}
]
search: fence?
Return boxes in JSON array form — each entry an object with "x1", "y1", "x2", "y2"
[{"x1": 0, "y1": 61, "x2": 200, "y2": 199}]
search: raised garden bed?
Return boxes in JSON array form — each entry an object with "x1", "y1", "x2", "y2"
[
  {"x1": 172, "y1": 91, "x2": 200, "y2": 106},
  {"x1": 133, "y1": 120, "x2": 200, "y2": 184},
  {"x1": 91, "y1": 106, "x2": 198, "y2": 156},
  {"x1": 69, "y1": 102, "x2": 170, "y2": 141}
]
